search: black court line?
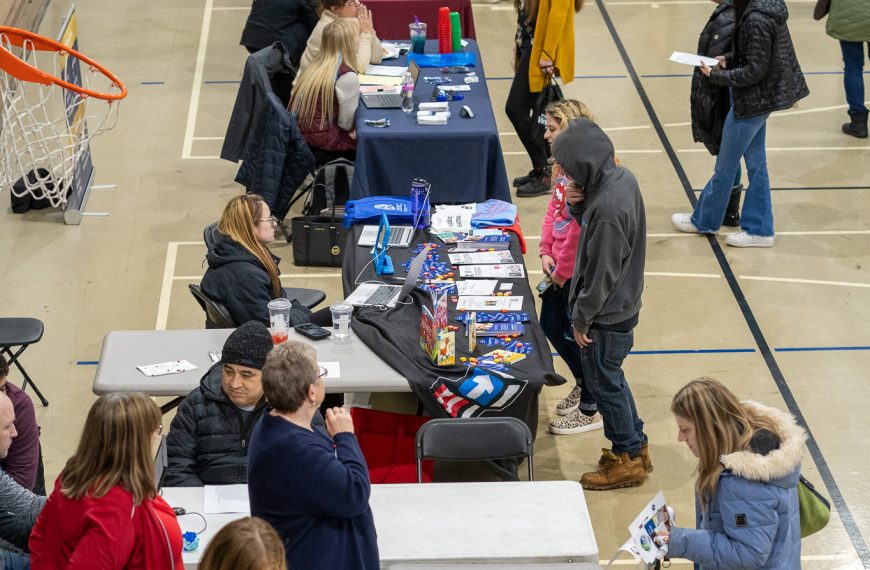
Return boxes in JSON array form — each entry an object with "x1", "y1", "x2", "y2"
[{"x1": 594, "y1": 0, "x2": 870, "y2": 566}]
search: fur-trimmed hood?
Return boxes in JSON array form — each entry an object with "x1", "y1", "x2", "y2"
[{"x1": 719, "y1": 400, "x2": 806, "y2": 487}]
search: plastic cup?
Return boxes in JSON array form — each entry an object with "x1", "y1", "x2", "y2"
[
  {"x1": 330, "y1": 302, "x2": 354, "y2": 339},
  {"x1": 410, "y1": 22, "x2": 427, "y2": 54},
  {"x1": 268, "y1": 299, "x2": 292, "y2": 344}
]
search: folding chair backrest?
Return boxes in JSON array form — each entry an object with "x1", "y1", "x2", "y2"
[
  {"x1": 188, "y1": 284, "x2": 237, "y2": 329},
  {"x1": 415, "y1": 417, "x2": 534, "y2": 482}
]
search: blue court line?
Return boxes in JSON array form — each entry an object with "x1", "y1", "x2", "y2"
[
  {"x1": 204, "y1": 80, "x2": 242, "y2": 84},
  {"x1": 776, "y1": 346, "x2": 870, "y2": 353},
  {"x1": 140, "y1": 81, "x2": 164, "y2": 85},
  {"x1": 76, "y1": 361, "x2": 99, "y2": 366},
  {"x1": 487, "y1": 74, "x2": 627, "y2": 81}
]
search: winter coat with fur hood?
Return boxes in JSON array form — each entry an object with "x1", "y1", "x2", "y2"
[{"x1": 667, "y1": 401, "x2": 806, "y2": 569}]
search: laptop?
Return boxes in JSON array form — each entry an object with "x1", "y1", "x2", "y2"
[
  {"x1": 358, "y1": 224, "x2": 415, "y2": 248},
  {"x1": 345, "y1": 244, "x2": 432, "y2": 308},
  {"x1": 361, "y1": 61, "x2": 420, "y2": 109}
]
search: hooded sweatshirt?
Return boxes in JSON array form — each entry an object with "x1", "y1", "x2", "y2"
[{"x1": 551, "y1": 119, "x2": 646, "y2": 334}]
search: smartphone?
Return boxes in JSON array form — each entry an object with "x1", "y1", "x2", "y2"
[{"x1": 294, "y1": 323, "x2": 331, "y2": 340}]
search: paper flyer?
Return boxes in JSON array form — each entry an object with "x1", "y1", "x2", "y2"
[
  {"x1": 458, "y1": 264, "x2": 526, "y2": 279},
  {"x1": 456, "y1": 279, "x2": 498, "y2": 296},
  {"x1": 448, "y1": 251, "x2": 515, "y2": 265},
  {"x1": 669, "y1": 51, "x2": 720, "y2": 67},
  {"x1": 627, "y1": 491, "x2": 672, "y2": 564},
  {"x1": 456, "y1": 296, "x2": 524, "y2": 312}
]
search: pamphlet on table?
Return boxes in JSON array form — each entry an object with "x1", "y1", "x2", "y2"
[
  {"x1": 136, "y1": 360, "x2": 197, "y2": 377},
  {"x1": 459, "y1": 264, "x2": 526, "y2": 279},
  {"x1": 455, "y1": 279, "x2": 498, "y2": 296},
  {"x1": 456, "y1": 296, "x2": 524, "y2": 312},
  {"x1": 448, "y1": 251, "x2": 514, "y2": 265}
]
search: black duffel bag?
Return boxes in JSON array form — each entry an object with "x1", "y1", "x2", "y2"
[{"x1": 291, "y1": 212, "x2": 348, "y2": 267}]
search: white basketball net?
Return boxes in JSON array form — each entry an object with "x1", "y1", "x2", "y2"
[{"x1": 0, "y1": 32, "x2": 124, "y2": 208}]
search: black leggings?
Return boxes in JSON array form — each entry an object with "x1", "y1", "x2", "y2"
[{"x1": 505, "y1": 46, "x2": 549, "y2": 170}]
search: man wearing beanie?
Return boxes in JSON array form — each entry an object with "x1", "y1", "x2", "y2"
[
  {"x1": 551, "y1": 118, "x2": 651, "y2": 490},
  {"x1": 165, "y1": 321, "x2": 273, "y2": 486}
]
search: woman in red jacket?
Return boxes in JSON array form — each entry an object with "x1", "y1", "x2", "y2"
[{"x1": 29, "y1": 393, "x2": 183, "y2": 570}]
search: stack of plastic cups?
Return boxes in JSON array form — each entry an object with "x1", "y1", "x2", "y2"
[
  {"x1": 450, "y1": 12, "x2": 461, "y2": 52},
  {"x1": 438, "y1": 7, "x2": 452, "y2": 54}
]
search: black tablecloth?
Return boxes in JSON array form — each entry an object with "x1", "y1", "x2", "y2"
[
  {"x1": 341, "y1": 225, "x2": 566, "y2": 437},
  {"x1": 351, "y1": 40, "x2": 511, "y2": 204},
  {"x1": 366, "y1": 0, "x2": 476, "y2": 40}
]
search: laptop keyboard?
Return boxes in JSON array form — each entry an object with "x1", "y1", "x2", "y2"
[
  {"x1": 365, "y1": 286, "x2": 399, "y2": 306},
  {"x1": 390, "y1": 226, "x2": 414, "y2": 246},
  {"x1": 370, "y1": 94, "x2": 402, "y2": 107}
]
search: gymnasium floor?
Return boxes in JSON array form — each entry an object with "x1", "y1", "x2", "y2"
[{"x1": 2, "y1": 0, "x2": 869, "y2": 566}]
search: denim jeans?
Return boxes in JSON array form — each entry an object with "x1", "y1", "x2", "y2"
[
  {"x1": 0, "y1": 551, "x2": 29, "y2": 570},
  {"x1": 578, "y1": 327, "x2": 645, "y2": 455},
  {"x1": 691, "y1": 106, "x2": 773, "y2": 236},
  {"x1": 840, "y1": 40, "x2": 869, "y2": 115},
  {"x1": 539, "y1": 281, "x2": 597, "y2": 412}
]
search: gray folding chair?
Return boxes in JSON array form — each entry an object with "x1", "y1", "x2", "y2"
[
  {"x1": 415, "y1": 417, "x2": 534, "y2": 483},
  {"x1": 202, "y1": 222, "x2": 326, "y2": 309}
]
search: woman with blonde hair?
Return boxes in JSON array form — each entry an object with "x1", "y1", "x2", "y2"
[
  {"x1": 201, "y1": 194, "x2": 317, "y2": 326},
  {"x1": 28, "y1": 392, "x2": 184, "y2": 569},
  {"x1": 659, "y1": 378, "x2": 805, "y2": 568},
  {"x1": 291, "y1": 18, "x2": 360, "y2": 163},
  {"x1": 298, "y1": 0, "x2": 381, "y2": 74},
  {"x1": 199, "y1": 517, "x2": 286, "y2": 570}
]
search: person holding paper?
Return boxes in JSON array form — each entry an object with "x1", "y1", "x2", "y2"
[
  {"x1": 537, "y1": 100, "x2": 602, "y2": 436},
  {"x1": 672, "y1": 0, "x2": 808, "y2": 247},
  {"x1": 659, "y1": 378, "x2": 804, "y2": 569},
  {"x1": 29, "y1": 393, "x2": 184, "y2": 569},
  {"x1": 248, "y1": 341, "x2": 378, "y2": 570},
  {"x1": 552, "y1": 118, "x2": 651, "y2": 490},
  {"x1": 291, "y1": 19, "x2": 361, "y2": 162},
  {"x1": 299, "y1": 0, "x2": 382, "y2": 73}
]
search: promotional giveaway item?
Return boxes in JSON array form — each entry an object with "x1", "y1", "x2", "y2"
[
  {"x1": 420, "y1": 288, "x2": 454, "y2": 366},
  {"x1": 411, "y1": 178, "x2": 432, "y2": 229},
  {"x1": 438, "y1": 7, "x2": 451, "y2": 54}
]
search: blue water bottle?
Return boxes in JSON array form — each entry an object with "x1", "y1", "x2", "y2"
[{"x1": 410, "y1": 178, "x2": 431, "y2": 229}]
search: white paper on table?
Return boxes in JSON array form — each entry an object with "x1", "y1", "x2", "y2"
[
  {"x1": 456, "y1": 296, "x2": 524, "y2": 312},
  {"x1": 358, "y1": 74, "x2": 404, "y2": 86},
  {"x1": 318, "y1": 361, "x2": 341, "y2": 378},
  {"x1": 456, "y1": 280, "x2": 498, "y2": 296},
  {"x1": 365, "y1": 64, "x2": 408, "y2": 77},
  {"x1": 203, "y1": 484, "x2": 250, "y2": 514},
  {"x1": 448, "y1": 251, "x2": 515, "y2": 265},
  {"x1": 458, "y1": 264, "x2": 526, "y2": 279},
  {"x1": 439, "y1": 85, "x2": 471, "y2": 92},
  {"x1": 669, "y1": 51, "x2": 720, "y2": 67},
  {"x1": 381, "y1": 43, "x2": 405, "y2": 59},
  {"x1": 430, "y1": 204, "x2": 476, "y2": 233},
  {"x1": 136, "y1": 360, "x2": 198, "y2": 377}
]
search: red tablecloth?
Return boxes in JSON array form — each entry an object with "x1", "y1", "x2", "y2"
[{"x1": 366, "y1": 0, "x2": 476, "y2": 41}]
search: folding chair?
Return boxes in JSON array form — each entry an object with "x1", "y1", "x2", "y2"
[
  {"x1": 0, "y1": 318, "x2": 49, "y2": 406},
  {"x1": 188, "y1": 284, "x2": 237, "y2": 329},
  {"x1": 415, "y1": 417, "x2": 534, "y2": 483},
  {"x1": 202, "y1": 222, "x2": 326, "y2": 310}
]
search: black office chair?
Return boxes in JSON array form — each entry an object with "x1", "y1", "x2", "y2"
[
  {"x1": 415, "y1": 417, "x2": 534, "y2": 483},
  {"x1": 0, "y1": 318, "x2": 49, "y2": 407},
  {"x1": 188, "y1": 284, "x2": 237, "y2": 329},
  {"x1": 202, "y1": 222, "x2": 326, "y2": 310}
]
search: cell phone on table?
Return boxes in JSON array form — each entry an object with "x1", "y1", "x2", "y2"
[{"x1": 294, "y1": 323, "x2": 331, "y2": 340}]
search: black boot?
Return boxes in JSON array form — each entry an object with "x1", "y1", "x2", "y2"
[
  {"x1": 512, "y1": 169, "x2": 536, "y2": 187},
  {"x1": 842, "y1": 111, "x2": 868, "y2": 139},
  {"x1": 516, "y1": 169, "x2": 550, "y2": 197},
  {"x1": 722, "y1": 185, "x2": 742, "y2": 227}
]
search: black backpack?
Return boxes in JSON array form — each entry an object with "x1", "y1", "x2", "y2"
[{"x1": 302, "y1": 158, "x2": 354, "y2": 216}]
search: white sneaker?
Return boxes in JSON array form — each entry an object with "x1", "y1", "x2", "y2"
[
  {"x1": 725, "y1": 232, "x2": 774, "y2": 248},
  {"x1": 671, "y1": 213, "x2": 701, "y2": 234},
  {"x1": 555, "y1": 386, "x2": 582, "y2": 416},
  {"x1": 549, "y1": 410, "x2": 604, "y2": 435}
]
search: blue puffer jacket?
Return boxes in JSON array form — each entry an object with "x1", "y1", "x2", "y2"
[{"x1": 668, "y1": 401, "x2": 806, "y2": 569}]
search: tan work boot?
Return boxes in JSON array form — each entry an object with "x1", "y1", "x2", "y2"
[
  {"x1": 582, "y1": 450, "x2": 646, "y2": 490},
  {"x1": 598, "y1": 444, "x2": 654, "y2": 473}
]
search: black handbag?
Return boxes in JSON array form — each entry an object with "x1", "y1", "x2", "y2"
[
  {"x1": 531, "y1": 74, "x2": 564, "y2": 143},
  {"x1": 813, "y1": 0, "x2": 831, "y2": 20},
  {"x1": 291, "y1": 206, "x2": 348, "y2": 267}
]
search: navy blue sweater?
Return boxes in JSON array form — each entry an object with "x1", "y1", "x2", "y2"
[{"x1": 247, "y1": 412, "x2": 378, "y2": 570}]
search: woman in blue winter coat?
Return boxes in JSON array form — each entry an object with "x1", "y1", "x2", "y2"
[{"x1": 660, "y1": 377, "x2": 805, "y2": 569}]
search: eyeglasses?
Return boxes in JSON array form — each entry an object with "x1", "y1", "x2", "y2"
[
  {"x1": 258, "y1": 216, "x2": 278, "y2": 226},
  {"x1": 319, "y1": 366, "x2": 328, "y2": 378}
]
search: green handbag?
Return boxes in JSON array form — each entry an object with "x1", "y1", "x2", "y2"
[{"x1": 798, "y1": 475, "x2": 831, "y2": 538}]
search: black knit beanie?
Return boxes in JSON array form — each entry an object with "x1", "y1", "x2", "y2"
[{"x1": 222, "y1": 321, "x2": 273, "y2": 370}]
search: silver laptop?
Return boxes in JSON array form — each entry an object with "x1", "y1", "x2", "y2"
[
  {"x1": 361, "y1": 61, "x2": 420, "y2": 109},
  {"x1": 345, "y1": 245, "x2": 431, "y2": 308},
  {"x1": 358, "y1": 224, "x2": 415, "y2": 248}
]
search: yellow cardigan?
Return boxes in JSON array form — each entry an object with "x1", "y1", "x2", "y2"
[{"x1": 528, "y1": 0, "x2": 575, "y2": 93}]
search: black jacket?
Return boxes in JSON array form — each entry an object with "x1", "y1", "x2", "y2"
[
  {"x1": 691, "y1": 3, "x2": 735, "y2": 154},
  {"x1": 240, "y1": 0, "x2": 317, "y2": 66},
  {"x1": 235, "y1": 92, "x2": 315, "y2": 221},
  {"x1": 709, "y1": 0, "x2": 809, "y2": 119},
  {"x1": 164, "y1": 364, "x2": 266, "y2": 486},
  {"x1": 200, "y1": 235, "x2": 312, "y2": 326}
]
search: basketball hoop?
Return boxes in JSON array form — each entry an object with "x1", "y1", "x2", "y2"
[{"x1": 0, "y1": 26, "x2": 127, "y2": 209}]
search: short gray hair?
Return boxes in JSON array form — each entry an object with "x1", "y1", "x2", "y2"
[{"x1": 261, "y1": 341, "x2": 320, "y2": 413}]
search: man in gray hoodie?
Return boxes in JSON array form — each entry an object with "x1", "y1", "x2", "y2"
[{"x1": 551, "y1": 118, "x2": 651, "y2": 490}]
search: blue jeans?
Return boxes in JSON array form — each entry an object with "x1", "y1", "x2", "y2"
[
  {"x1": 840, "y1": 40, "x2": 869, "y2": 115},
  {"x1": 0, "y1": 551, "x2": 29, "y2": 570},
  {"x1": 540, "y1": 281, "x2": 597, "y2": 412},
  {"x1": 692, "y1": 106, "x2": 773, "y2": 236},
  {"x1": 578, "y1": 327, "x2": 645, "y2": 455}
]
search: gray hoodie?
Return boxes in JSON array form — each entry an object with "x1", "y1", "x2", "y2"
[{"x1": 551, "y1": 118, "x2": 646, "y2": 334}]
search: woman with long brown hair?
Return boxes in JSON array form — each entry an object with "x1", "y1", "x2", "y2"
[
  {"x1": 199, "y1": 517, "x2": 286, "y2": 570},
  {"x1": 507, "y1": 0, "x2": 583, "y2": 197},
  {"x1": 659, "y1": 378, "x2": 805, "y2": 568},
  {"x1": 201, "y1": 194, "x2": 315, "y2": 326},
  {"x1": 29, "y1": 392, "x2": 184, "y2": 569}
]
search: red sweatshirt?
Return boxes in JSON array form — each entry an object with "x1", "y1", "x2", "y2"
[
  {"x1": 29, "y1": 477, "x2": 183, "y2": 570},
  {"x1": 539, "y1": 175, "x2": 581, "y2": 283}
]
